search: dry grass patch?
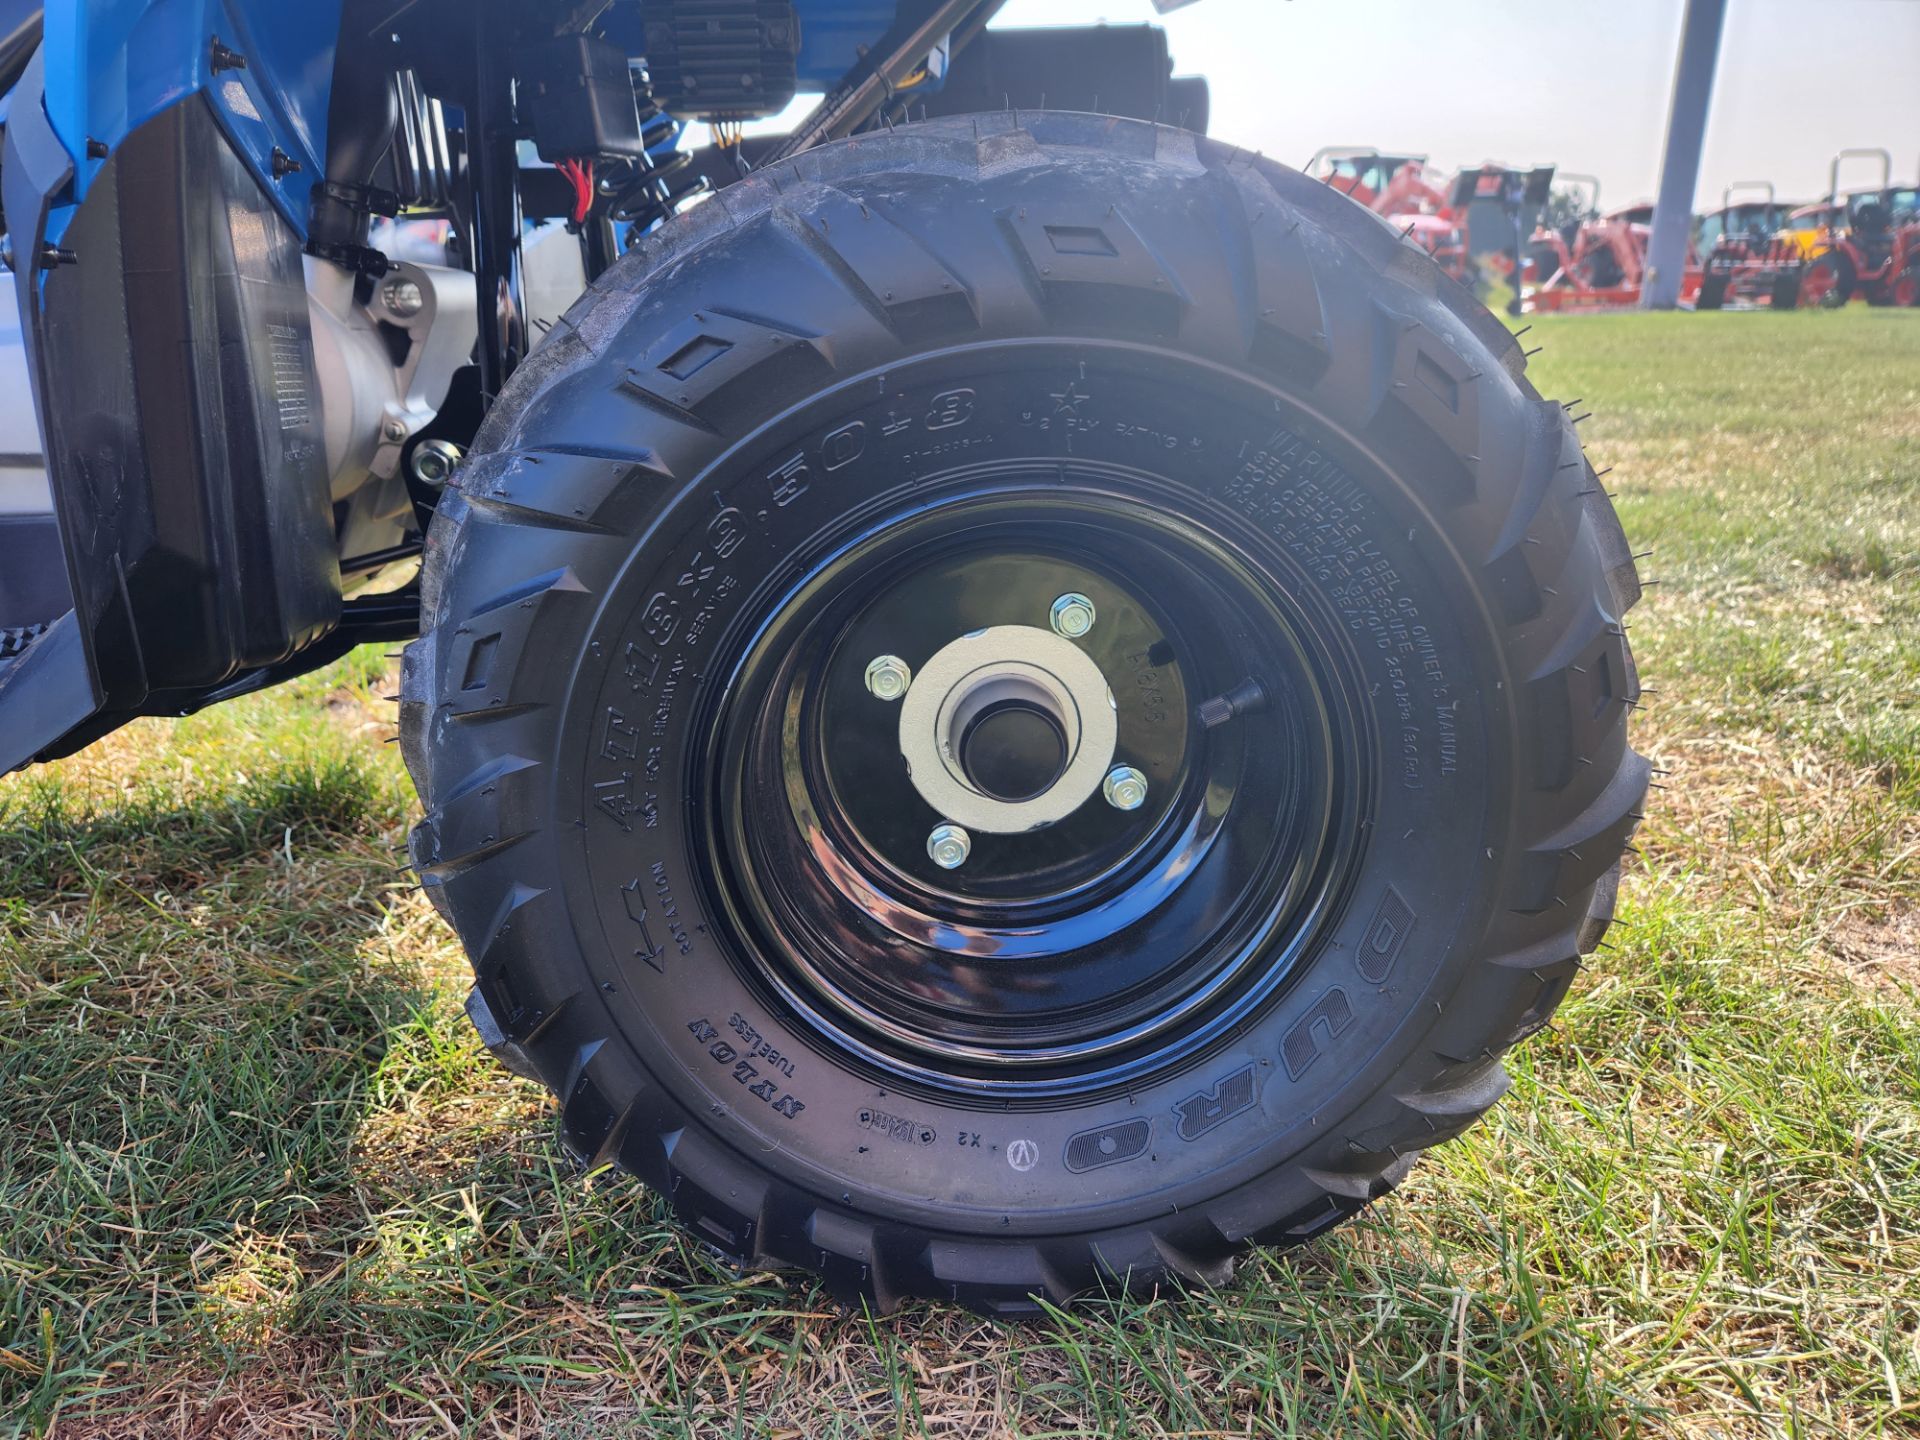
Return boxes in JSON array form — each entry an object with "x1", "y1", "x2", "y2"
[{"x1": 1826, "y1": 903, "x2": 1920, "y2": 1001}]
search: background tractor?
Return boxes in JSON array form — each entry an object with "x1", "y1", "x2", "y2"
[
  {"x1": 1696, "y1": 181, "x2": 1801, "y2": 309},
  {"x1": 1780, "y1": 198, "x2": 1844, "y2": 261},
  {"x1": 1440, "y1": 161, "x2": 1557, "y2": 313},
  {"x1": 1525, "y1": 173, "x2": 1601, "y2": 293},
  {"x1": 1794, "y1": 151, "x2": 1920, "y2": 308},
  {"x1": 1714, "y1": 150, "x2": 1918, "y2": 310},
  {"x1": 1695, "y1": 180, "x2": 1795, "y2": 257},
  {"x1": 1530, "y1": 195, "x2": 1702, "y2": 312},
  {"x1": 1310, "y1": 147, "x2": 1472, "y2": 283}
]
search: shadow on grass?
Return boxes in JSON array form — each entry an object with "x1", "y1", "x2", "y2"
[{"x1": 0, "y1": 755, "x2": 436, "y2": 1433}]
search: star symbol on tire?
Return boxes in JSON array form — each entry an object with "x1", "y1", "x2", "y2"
[{"x1": 1051, "y1": 382, "x2": 1090, "y2": 416}]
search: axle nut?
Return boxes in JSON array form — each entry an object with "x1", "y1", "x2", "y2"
[
  {"x1": 1102, "y1": 765, "x2": 1149, "y2": 811},
  {"x1": 927, "y1": 823, "x2": 971, "y2": 870},
  {"x1": 1049, "y1": 592, "x2": 1096, "y2": 639},
  {"x1": 864, "y1": 655, "x2": 913, "y2": 701},
  {"x1": 409, "y1": 439, "x2": 463, "y2": 487}
]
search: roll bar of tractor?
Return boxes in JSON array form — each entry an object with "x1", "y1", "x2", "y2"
[
  {"x1": 1307, "y1": 146, "x2": 1385, "y2": 174},
  {"x1": 1723, "y1": 180, "x2": 1775, "y2": 212},
  {"x1": 1557, "y1": 173, "x2": 1603, "y2": 222},
  {"x1": 1305, "y1": 146, "x2": 1432, "y2": 184},
  {"x1": 1828, "y1": 148, "x2": 1892, "y2": 206}
]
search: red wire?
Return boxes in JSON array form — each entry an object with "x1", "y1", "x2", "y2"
[{"x1": 558, "y1": 159, "x2": 594, "y2": 226}]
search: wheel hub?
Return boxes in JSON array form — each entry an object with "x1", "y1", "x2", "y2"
[
  {"x1": 960, "y1": 699, "x2": 1067, "y2": 801},
  {"x1": 697, "y1": 478, "x2": 1366, "y2": 1096},
  {"x1": 897, "y1": 625, "x2": 1118, "y2": 835}
]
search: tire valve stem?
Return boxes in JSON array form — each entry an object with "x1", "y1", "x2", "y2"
[{"x1": 1196, "y1": 677, "x2": 1269, "y2": 730}]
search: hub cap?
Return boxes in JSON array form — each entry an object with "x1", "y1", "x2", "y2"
[{"x1": 897, "y1": 624, "x2": 1118, "y2": 834}]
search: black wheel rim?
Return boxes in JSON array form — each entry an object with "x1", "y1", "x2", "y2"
[{"x1": 694, "y1": 463, "x2": 1373, "y2": 1101}]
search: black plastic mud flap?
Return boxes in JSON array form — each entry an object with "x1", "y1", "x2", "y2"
[{"x1": 1, "y1": 58, "x2": 339, "y2": 772}]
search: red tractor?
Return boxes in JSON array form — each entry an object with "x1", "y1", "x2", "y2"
[
  {"x1": 1310, "y1": 147, "x2": 1472, "y2": 283},
  {"x1": 1719, "y1": 152, "x2": 1920, "y2": 310},
  {"x1": 1696, "y1": 182, "x2": 1804, "y2": 310},
  {"x1": 1531, "y1": 189, "x2": 1703, "y2": 312},
  {"x1": 1695, "y1": 181, "x2": 1795, "y2": 257},
  {"x1": 1793, "y1": 151, "x2": 1920, "y2": 309}
]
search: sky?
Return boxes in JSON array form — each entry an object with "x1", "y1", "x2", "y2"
[{"x1": 988, "y1": 0, "x2": 1920, "y2": 209}]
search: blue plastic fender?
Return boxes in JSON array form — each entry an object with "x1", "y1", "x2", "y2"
[{"x1": 36, "y1": 0, "x2": 338, "y2": 248}]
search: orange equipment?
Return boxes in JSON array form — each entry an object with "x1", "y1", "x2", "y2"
[
  {"x1": 1524, "y1": 173, "x2": 1600, "y2": 293},
  {"x1": 1792, "y1": 152, "x2": 1920, "y2": 308},
  {"x1": 1705, "y1": 151, "x2": 1920, "y2": 310},
  {"x1": 1310, "y1": 147, "x2": 1472, "y2": 283},
  {"x1": 1530, "y1": 195, "x2": 1703, "y2": 312}
]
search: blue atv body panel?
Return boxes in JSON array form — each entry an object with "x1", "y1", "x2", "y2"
[
  {"x1": 29, "y1": 0, "x2": 894, "y2": 255},
  {"x1": 37, "y1": 0, "x2": 340, "y2": 251}
]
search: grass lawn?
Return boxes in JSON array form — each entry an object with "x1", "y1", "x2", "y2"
[{"x1": 3, "y1": 306, "x2": 1918, "y2": 1438}]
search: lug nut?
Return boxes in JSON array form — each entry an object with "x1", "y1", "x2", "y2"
[
  {"x1": 927, "y1": 823, "x2": 971, "y2": 869},
  {"x1": 864, "y1": 655, "x2": 913, "y2": 701},
  {"x1": 1050, "y1": 592, "x2": 1096, "y2": 638},
  {"x1": 1103, "y1": 765, "x2": 1149, "y2": 811}
]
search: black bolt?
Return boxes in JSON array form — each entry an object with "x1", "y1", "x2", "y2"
[
  {"x1": 38, "y1": 245, "x2": 77, "y2": 270},
  {"x1": 209, "y1": 37, "x2": 247, "y2": 73},
  {"x1": 271, "y1": 147, "x2": 302, "y2": 178},
  {"x1": 85, "y1": 138, "x2": 108, "y2": 160}
]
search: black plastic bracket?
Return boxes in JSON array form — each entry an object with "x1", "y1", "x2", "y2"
[
  {"x1": 304, "y1": 235, "x2": 393, "y2": 277},
  {"x1": 321, "y1": 177, "x2": 402, "y2": 217}
]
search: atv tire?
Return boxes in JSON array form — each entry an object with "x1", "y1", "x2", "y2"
[{"x1": 402, "y1": 113, "x2": 1645, "y2": 1315}]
